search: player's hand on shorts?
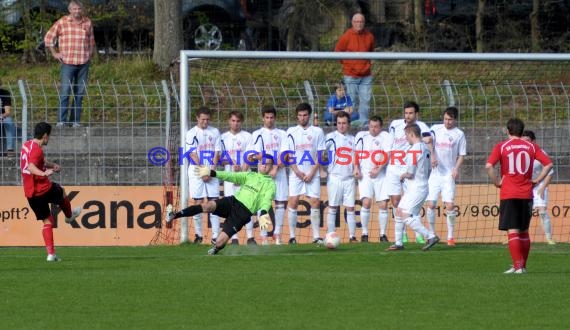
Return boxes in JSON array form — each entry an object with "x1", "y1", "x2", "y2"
[
  {"x1": 194, "y1": 165, "x2": 210, "y2": 178},
  {"x1": 258, "y1": 214, "x2": 272, "y2": 231}
]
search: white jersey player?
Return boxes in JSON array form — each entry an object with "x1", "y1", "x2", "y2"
[
  {"x1": 387, "y1": 124, "x2": 439, "y2": 251},
  {"x1": 249, "y1": 105, "x2": 288, "y2": 245},
  {"x1": 381, "y1": 101, "x2": 433, "y2": 244},
  {"x1": 354, "y1": 115, "x2": 392, "y2": 242},
  {"x1": 281, "y1": 103, "x2": 326, "y2": 244},
  {"x1": 220, "y1": 111, "x2": 255, "y2": 245},
  {"x1": 522, "y1": 130, "x2": 555, "y2": 245},
  {"x1": 185, "y1": 106, "x2": 221, "y2": 244},
  {"x1": 426, "y1": 107, "x2": 466, "y2": 246},
  {"x1": 323, "y1": 111, "x2": 356, "y2": 239}
]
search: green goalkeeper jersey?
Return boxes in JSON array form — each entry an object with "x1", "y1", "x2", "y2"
[{"x1": 216, "y1": 171, "x2": 276, "y2": 214}]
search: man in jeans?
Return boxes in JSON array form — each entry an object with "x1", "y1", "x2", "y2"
[
  {"x1": 335, "y1": 13, "x2": 375, "y2": 127},
  {"x1": 44, "y1": 0, "x2": 95, "y2": 128}
]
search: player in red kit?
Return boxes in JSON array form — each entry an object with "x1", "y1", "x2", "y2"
[
  {"x1": 486, "y1": 118, "x2": 553, "y2": 274},
  {"x1": 20, "y1": 122, "x2": 81, "y2": 261}
]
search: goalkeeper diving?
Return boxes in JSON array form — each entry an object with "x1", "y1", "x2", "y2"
[{"x1": 166, "y1": 157, "x2": 277, "y2": 255}]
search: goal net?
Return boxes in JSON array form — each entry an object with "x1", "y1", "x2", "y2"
[{"x1": 153, "y1": 51, "x2": 570, "y2": 246}]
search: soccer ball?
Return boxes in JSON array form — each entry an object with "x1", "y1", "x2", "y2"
[{"x1": 324, "y1": 232, "x2": 341, "y2": 249}]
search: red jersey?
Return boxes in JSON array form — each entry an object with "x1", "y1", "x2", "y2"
[
  {"x1": 335, "y1": 28, "x2": 375, "y2": 78},
  {"x1": 20, "y1": 140, "x2": 52, "y2": 198},
  {"x1": 486, "y1": 137, "x2": 552, "y2": 200}
]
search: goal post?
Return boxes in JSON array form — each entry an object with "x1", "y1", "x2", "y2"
[{"x1": 176, "y1": 50, "x2": 570, "y2": 244}]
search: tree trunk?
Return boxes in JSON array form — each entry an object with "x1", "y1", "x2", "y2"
[
  {"x1": 153, "y1": 0, "x2": 183, "y2": 70},
  {"x1": 530, "y1": 0, "x2": 540, "y2": 52},
  {"x1": 476, "y1": 0, "x2": 485, "y2": 53},
  {"x1": 414, "y1": 0, "x2": 424, "y2": 49}
]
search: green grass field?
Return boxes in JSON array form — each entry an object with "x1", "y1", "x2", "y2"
[{"x1": 2, "y1": 243, "x2": 569, "y2": 329}]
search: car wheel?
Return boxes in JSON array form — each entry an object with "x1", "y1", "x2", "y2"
[{"x1": 193, "y1": 23, "x2": 223, "y2": 50}]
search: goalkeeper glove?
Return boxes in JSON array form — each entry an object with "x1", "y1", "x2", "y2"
[
  {"x1": 194, "y1": 165, "x2": 211, "y2": 177},
  {"x1": 258, "y1": 213, "x2": 271, "y2": 231}
]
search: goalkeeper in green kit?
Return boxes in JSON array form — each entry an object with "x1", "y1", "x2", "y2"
[{"x1": 166, "y1": 158, "x2": 276, "y2": 255}]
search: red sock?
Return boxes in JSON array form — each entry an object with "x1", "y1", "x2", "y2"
[
  {"x1": 61, "y1": 196, "x2": 72, "y2": 218},
  {"x1": 520, "y1": 232, "x2": 531, "y2": 267},
  {"x1": 42, "y1": 219, "x2": 55, "y2": 255},
  {"x1": 507, "y1": 233, "x2": 524, "y2": 269}
]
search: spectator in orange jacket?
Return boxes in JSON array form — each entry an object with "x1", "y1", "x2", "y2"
[{"x1": 335, "y1": 13, "x2": 375, "y2": 128}]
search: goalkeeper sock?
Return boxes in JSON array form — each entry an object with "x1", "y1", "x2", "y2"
[
  {"x1": 360, "y1": 207, "x2": 370, "y2": 236},
  {"x1": 520, "y1": 232, "x2": 530, "y2": 267},
  {"x1": 426, "y1": 207, "x2": 436, "y2": 233},
  {"x1": 178, "y1": 205, "x2": 203, "y2": 218},
  {"x1": 288, "y1": 208, "x2": 297, "y2": 238},
  {"x1": 378, "y1": 209, "x2": 388, "y2": 236},
  {"x1": 310, "y1": 208, "x2": 321, "y2": 239},
  {"x1": 327, "y1": 207, "x2": 337, "y2": 233}
]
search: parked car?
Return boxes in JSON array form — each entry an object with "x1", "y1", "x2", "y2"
[{"x1": 1, "y1": 0, "x2": 249, "y2": 51}]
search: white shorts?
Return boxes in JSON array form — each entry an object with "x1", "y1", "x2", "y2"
[
  {"x1": 398, "y1": 186, "x2": 428, "y2": 216},
  {"x1": 289, "y1": 173, "x2": 321, "y2": 198},
  {"x1": 327, "y1": 176, "x2": 356, "y2": 207},
  {"x1": 189, "y1": 173, "x2": 220, "y2": 199},
  {"x1": 532, "y1": 186, "x2": 548, "y2": 208},
  {"x1": 380, "y1": 166, "x2": 404, "y2": 197},
  {"x1": 358, "y1": 173, "x2": 388, "y2": 202},
  {"x1": 274, "y1": 168, "x2": 289, "y2": 201},
  {"x1": 427, "y1": 172, "x2": 456, "y2": 203}
]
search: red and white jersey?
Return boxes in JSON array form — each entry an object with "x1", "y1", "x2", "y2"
[
  {"x1": 354, "y1": 130, "x2": 392, "y2": 174},
  {"x1": 388, "y1": 119, "x2": 431, "y2": 169},
  {"x1": 185, "y1": 125, "x2": 221, "y2": 168},
  {"x1": 282, "y1": 125, "x2": 325, "y2": 174},
  {"x1": 325, "y1": 130, "x2": 355, "y2": 179},
  {"x1": 20, "y1": 139, "x2": 52, "y2": 198},
  {"x1": 220, "y1": 130, "x2": 252, "y2": 171},
  {"x1": 487, "y1": 138, "x2": 552, "y2": 200},
  {"x1": 404, "y1": 142, "x2": 431, "y2": 189},
  {"x1": 430, "y1": 124, "x2": 467, "y2": 176}
]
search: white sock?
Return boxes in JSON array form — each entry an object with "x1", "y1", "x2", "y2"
[
  {"x1": 210, "y1": 214, "x2": 220, "y2": 239},
  {"x1": 347, "y1": 210, "x2": 356, "y2": 237},
  {"x1": 288, "y1": 208, "x2": 297, "y2": 238},
  {"x1": 427, "y1": 207, "x2": 436, "y2": 233},
  {"x1": 395, "y1": 216, "x2": 404, "y2": 246},
  {"x1": 413, "y1": 215, "x2": 425, "y2": 239},
  {"x1": 361, "y1": 207, "x2": 370, "y2": 235},
  {"x1": 327, "y1": 207, "x2": 337, "y2": 233},
  {"x1": 379, "y1": 209, "x2": 388, "y2": 236},
  {"x1": 405, "y1": 216, "x2": 431, "y2": 239},
  {"x1": 540, "y1": 211, "x2": 552, "y2": 239},
  {"x1": 446, "y1": 210, "x2": 457, "y2": 240},
  {"x1": 193, "y1": 213, "x2": 203, "y2": 237},
  {"x1": 275, "y1": 205, "x2": 285, "y2": 236},
  {"x1": 310, "y1": 208, "x2": 321, "y2": 239},
  {"x1": 246, "y1": 217, "x2": 254, "y2": 239}
]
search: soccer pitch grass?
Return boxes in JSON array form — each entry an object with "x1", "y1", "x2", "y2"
[{"x1": 2, "y1": 243, "x2": 569, "y2": 329}]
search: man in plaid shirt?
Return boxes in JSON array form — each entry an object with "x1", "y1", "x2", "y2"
[{"x1": 44, "y1": 0, "x2": 95, "y2": 128}]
